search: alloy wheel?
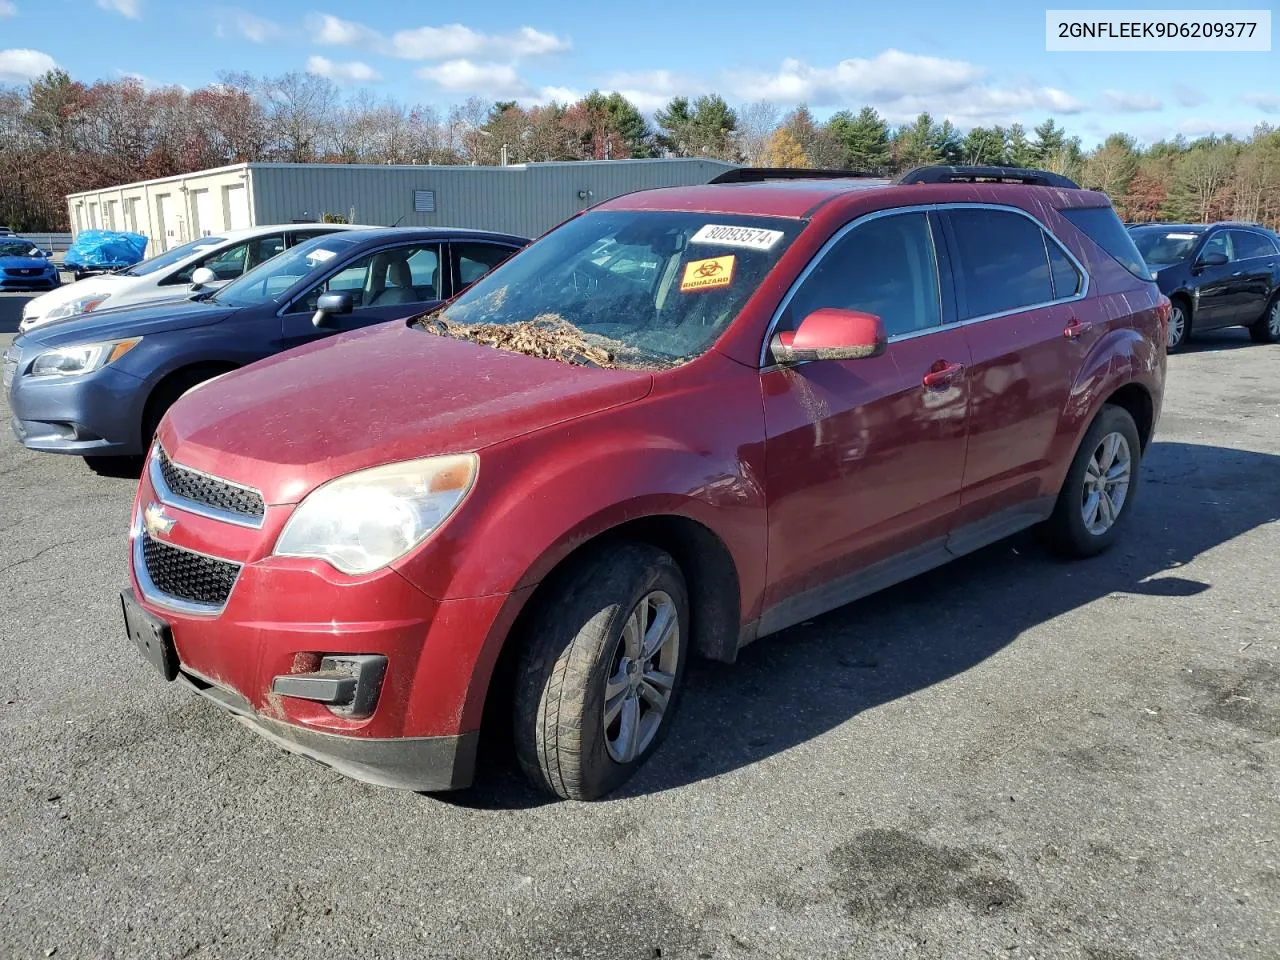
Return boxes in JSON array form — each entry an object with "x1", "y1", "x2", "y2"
[
  {"x1": 603, "y1": 590, "x2": 680, "y2": 764},
  {"x1": 1168, "y1": 305, "x2": 1185, "y2": 349},
  {"x1": 1081, "y1": 431, "x2": 1132, "y2": 536},
  {"x1": 1270, "y1": 301, "x2": 1280, "y2": 338}
]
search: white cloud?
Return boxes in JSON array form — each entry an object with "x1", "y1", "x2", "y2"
[
  {"x1": 215, "y1": 10, "x2": 286, "y2": 44},
  {"x1": 96, "y1": 0, "x2": 140, "y2": 19},
  {"x1": 536, "y1": 85, "x2": 582, "y2": 105},
  {"x1": 308, "y1": 13, "x2": 570, "y2": 61},
  {"x1": 306, "y1": 55, "x2": 381, "y2": 84},
  {"x1": 604, "y1": 70, "x2": 704, "y2": 112},
  {"x1": 0, "y1": 2, "x2": 16, "y2": 18},
  {"x1": 727, "y1": 50, "x2": 985, "y2": 105},
  {"x1": 1176, "y1": 116, "x2": 1267, "y2": 138},
  {"x1": 1172, "y1": 84, "x2": 1206, "y2": 108},
  {"x1": 1102, "y1": 90, "x2": 1162, "y2": 112},
  {"x1": 1239, "y1": 93, "x2": 1280, "y2": 114},
  {"x1": 0, "y1": 47, "x2": 56, "y2": 82},
  {"x1": 415, "y1": 59, "x2": 530, "y2": 97}
]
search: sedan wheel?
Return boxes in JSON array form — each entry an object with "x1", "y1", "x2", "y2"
[
  {"x1": 603, "y1": 590, "x2": 680, "y2": 764},
  {"x1": 1167, "y1": 304, "x2": 1187, "y2": 352},
  {"x1": 1250, "y1": 299, "x2": 1280, "y2": 344}
]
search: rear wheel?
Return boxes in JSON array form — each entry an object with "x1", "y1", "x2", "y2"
[
  {"x1": 1042, "y1": 405, "x2": 1141, "y2": 558},
  {"x1": 1248, "y1": 296, "x2": 1280, "y2": 344},
  {"x1": 1166, "y1": 299, "x2": 1191, "y2": 353},
  {"x1": 513, "y1": 543, "x2": 689, "y2": 801}
]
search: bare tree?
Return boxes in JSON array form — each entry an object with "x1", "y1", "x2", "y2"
[{"x1": 736, "y1": 100, "x2": 780, "y2": 165}]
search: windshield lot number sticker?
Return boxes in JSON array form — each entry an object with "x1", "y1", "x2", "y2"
[
  {"x1": 681, "y1": 255, "x2": 735, "y2": 292},
  {"x1": 690, "y1": 224, "x2": 784, "y2": 250}
]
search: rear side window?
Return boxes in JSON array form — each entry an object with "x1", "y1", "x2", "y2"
[
  {"x1": 1060, "y1": 206, "x2": 1153, "y2": 280},
  {"x1": 1229, "y1": 230, "x2": 1277, "y2": 260},
  {"x1": 945, "y1": 209, "x2": 1053, "y2": 319},
  {"x1": 1046, "y1": 238, "x2": 1082, "y2": 298},
  {"x1": 785, "y1": 212, "x2": 941, "y2": 338}
]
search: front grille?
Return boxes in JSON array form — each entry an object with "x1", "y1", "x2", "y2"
[
  {"x1": 157, "y1": 447, "x2": 265, "y2": 522},
  {"x1": 4, "y1": 268, "x2": 41, "y2": 277},
  {"x1": 141, "y1": 535, "x2": 241, "y2": 607}
]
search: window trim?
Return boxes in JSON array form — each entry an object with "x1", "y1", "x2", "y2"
[
  {"x1": 1226, "y1": 228, "x2": 1276, "y2": 262},
  {"x1": 758, "y1": 202, "x2": 1091, "y2": 368}
]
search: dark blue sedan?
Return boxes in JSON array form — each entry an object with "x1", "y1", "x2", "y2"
[
  {"x1": 0, "y1": 236, "x2": 60, "y2": 291},
  {"x1": 5, "y1": 227, "x2": 526, "y2": 460}
]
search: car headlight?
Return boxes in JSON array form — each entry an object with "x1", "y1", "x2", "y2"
[
  {"x1": 28, "y1": 337, "x2": 142, "y2": 378},
  {"x1": 273, "y1": 454, "x2": 478, "y2": 575},
  {"x1": 46, "y1": 295, "x2": 110, "y2": 321}
]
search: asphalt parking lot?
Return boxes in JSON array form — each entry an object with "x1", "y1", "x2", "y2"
[{"x1": 0, "y1": 289, "x2": 1276, "y2": 960}]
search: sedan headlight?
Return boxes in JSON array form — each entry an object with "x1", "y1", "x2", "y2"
[
  {"x1": 28, "y1": 337, "x2": 142, "y2": 378},
  {"x1": 273, "y1": 455, "x2": 478, "y2": 575},
  {"x1": 46, "y1": 295, "x2": 110, "y2": 322}
]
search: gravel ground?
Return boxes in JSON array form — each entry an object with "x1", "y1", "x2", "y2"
[{"x1": 1, "y1": 290, "x2": 1277, "y2": 959}]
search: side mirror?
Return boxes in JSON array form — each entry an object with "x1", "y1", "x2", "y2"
[
  {"x1": 190, "y1": 266, "x2": 217, "y2": 289},
  {"x1": 312, "y1": 291, "x2": 353, "y2": 328},
  {"x1": 770, "y1": 308, "x2": 888, "y2": 365},
  {"x1": 1195, "y1": 251, "x2": 1228, "y2": 269}
]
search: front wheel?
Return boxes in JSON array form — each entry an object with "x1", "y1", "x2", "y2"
[
  {"x1": 513, "y1": 543, "x2": 689, "y2": 800},
  {"x1": 1166, "y1": 300, "x2": 1190, "y2": 353},
  {"x1": 1042, "y1": 405, "x2": 1142, "y2": 558},
  {"x1": 1248, "y1": 297, "x2": 1280, "y2": 344}
]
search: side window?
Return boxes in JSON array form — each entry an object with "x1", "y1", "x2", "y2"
[
  {"x1": 291, "y1": 244, "x2": 442, "y2": 313},
  {"x1": 455, "y1": 241, "x2": 517, "y2": 287},
  {"x1": 784, "y1": 212, "x2": 941, "y2": 338},
  {"x1": 164, "y1": 241, "x2": 249, "y2": 285},
  {"x1": 246, "y1": 233, "x2": 286, "y2": 269},
  {"x1": 1229, "y1": 230, "x2": 1274, "y2": 261},
  {"x1": 1200, "y1": 232, "x2": 1232, "y2": 261},
  {"x1": 1045, "y1": 236, "x2": 1083, "y2": 299},
  {"x1": 946, "y1": 209, "x2": 1053, "y2": 319}
]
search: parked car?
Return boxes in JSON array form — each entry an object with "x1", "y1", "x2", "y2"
[
  {"x1": 1128, "y1": 221, "x2": 1280, "y2": 351},
  {"x1": 119, "y1": 165, "x2": 1166, "y2": 801},
  {"x1": 19, "y1": 224, "x2": 361, "y2": 332},
  {"x1": 5, "y1": 227, "x2": 526, "y2": 460},
  {"x1": 0, "y1": 236, "x2": 60, "y2": 291}
]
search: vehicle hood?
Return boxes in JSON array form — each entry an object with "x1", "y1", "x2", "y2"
[
  {"x1": 161, "y1": 321, "x2": 655, "y2": 504},
  {"x1": 21, "y1": 273, "x2": 129, "y2": 323},
  {"x1": 0, "y1": 255, "x2": 53, "y2": 269},
  {"x1": 20, "y1": 297, "x2": 237, "y2": 347}
]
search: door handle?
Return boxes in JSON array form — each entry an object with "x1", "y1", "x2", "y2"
[
  {"x1": 922, "y1": 361, "x2": 965, "y2": 388},
  {"x1": 1063, "y1": 317, "x2": 1093, "y2": 339}
]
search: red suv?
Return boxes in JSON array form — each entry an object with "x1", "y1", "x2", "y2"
[{"x1": 122, "y1": 165, "x2": 1167, "y2": 800}]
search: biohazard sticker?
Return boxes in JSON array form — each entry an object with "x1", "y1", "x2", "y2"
[
  {"x1": 680, "y1": 255, "x2": 735, "y2": 292},
  {"x1": 690, "y1": 224, "x2": 784, "y2": 250}
]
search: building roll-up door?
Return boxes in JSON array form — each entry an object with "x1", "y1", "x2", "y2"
[{"x1": 224, "y1": 184, "x2": 250, "y2": 230}]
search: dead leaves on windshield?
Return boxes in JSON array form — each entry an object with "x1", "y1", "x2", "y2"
[{"x1": 421, "y1": 314, "x2": 620, "y2": 368}]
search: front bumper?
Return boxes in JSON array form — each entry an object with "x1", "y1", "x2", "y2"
[
  {"x1": 6, "y1": 345, "x2": 147, "y2": 455},
  {"x1": 125, "y1": 451, "x2": 517, "y2": 791},
  {"x1": 0, "y1": 270, "x2": 59, "y2": 290},
  {"x1": 177, "y1": 667, "x2": 476, "y2": 791}
]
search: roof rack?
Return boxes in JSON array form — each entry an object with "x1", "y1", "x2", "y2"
[
  {"x1": 708, "y1": 167, "x2": 884, "y2": 185},
  {"x1": 898, "y1": 165, "x2": 1081, "y2": 189}
]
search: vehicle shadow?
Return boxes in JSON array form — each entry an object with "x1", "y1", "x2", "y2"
[
  {"x1": 440, "y1": 439, "x2": 1279, "y2": 809},
  {"x1": 0, "y1": 293, "x2": 37, "y2": 334},
  {"x1": 1182, "y1": 327, "x2": 1256, "y2": 352}
]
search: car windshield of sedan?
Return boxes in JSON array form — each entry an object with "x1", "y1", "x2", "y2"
[
  {"x1": 420, "y1": 210, "x2": 802, "y2": 368},
  {"x1": 210, "y1": 236, "x2": 361, "y2": 308},
  {"x1": 1129, "y1": 227, "x2": 1203, "y2": 266},
  {"x1": 118, "y1": 236, "x2": 226, "y2": 277},
  {"x1": 0, "y1": 240, "x2": 41, "y2": 257}
]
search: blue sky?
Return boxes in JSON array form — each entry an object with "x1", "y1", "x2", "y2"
[{"x1": 1, "y1": 0, "x2": 1276, "y2": 146}]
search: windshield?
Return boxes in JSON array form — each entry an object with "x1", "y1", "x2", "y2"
[
  {"x1": 0, "y1": 240, "x2": 40, "y2": 257},
  {"x1": 1129, "y1": 227, "x2": 1203, "y2": 266},
  {"x1": 211, "y1": 235, "x2": 360, "y2": 308},
  {"x1": 424, "y1": 211, "x2": 802, "y2": 368},
  {"x1": 121, "y1": 236, "x2": 227, "y2": 277}
]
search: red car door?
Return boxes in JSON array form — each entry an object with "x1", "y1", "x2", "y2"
[
  {"x1": 938, "y1": 206, "x2": 1090, "y2": 535},
  {"x1": 759, "y1": 211, "x2": 970, "y2": 634}
]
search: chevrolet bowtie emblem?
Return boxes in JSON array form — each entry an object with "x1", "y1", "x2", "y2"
[{"x1": 143, "y1": 502, "x2": 176, "y2": 538}]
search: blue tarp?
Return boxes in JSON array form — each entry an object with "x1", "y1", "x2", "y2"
[{"x1": 63, "y1": 230, "x2": 148, "y2": 270}]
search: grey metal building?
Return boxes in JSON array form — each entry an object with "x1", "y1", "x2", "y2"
[{"x1": 65, "y1": 158, "x2": 737, "y2": 252}]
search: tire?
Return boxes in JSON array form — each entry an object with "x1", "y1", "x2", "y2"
[
  {"x1": 1247, "y1": 296, "x2": 1280, "y2": 345},
  {"x1": 1042, "y1": 405, "x2": 1142, "y2": 559},
  {"x1": 1166, "y1": 298, "x2": 1191, "y2": 353},
  {"x1": 140, "y1": 367, "x2": 226, "y2": 450},
  {"x1": 513, "y1": 542, "x2": 690, "y2": 801}
]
